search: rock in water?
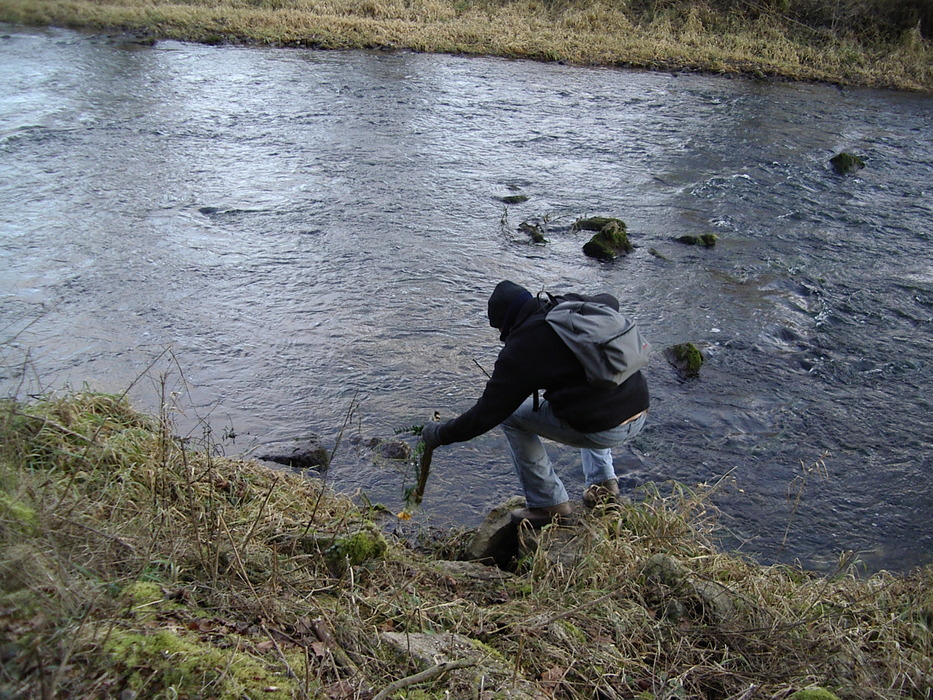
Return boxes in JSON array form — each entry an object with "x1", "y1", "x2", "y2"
[
  {"x1": 582, "y1": 220, "x2": 633, "y2": 261},
  {"x1": 830, "y1": 152, "x2": 865, "y2": 175},
  {"x1": 665, "y1": 342, "x2": 704, "y2": 378}
]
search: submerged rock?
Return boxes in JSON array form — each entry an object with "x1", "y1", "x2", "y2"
[
  {"x1": 830, "y1": 152, "x2": 865, "y2": 175},
  {"x1": 368, "y1": 437, "x2": 411, "y2": 461},
  {"x1": 677, "y1": 233, "x2": 718, "y2": 247},
  {"x1": 259, "y1": 441, "x2": 330, "y2": 472},
  {"x1": 518, "y1": 221, "x2": 547, "y2": 243},
  {"x1": 500, "y1": 194, "x2": 529, "y2": 204}
]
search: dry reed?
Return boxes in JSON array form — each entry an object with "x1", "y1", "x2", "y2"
[
  {"x1": 0, "y1": 0, "x2": 930, "y2": 90},
  {"x1": 2, "y1": 391, "x2": 932, "y2": 697}
]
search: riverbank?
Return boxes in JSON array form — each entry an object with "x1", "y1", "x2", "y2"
[
  {"x1": 0, "y1": 0, "x2": 931, "y2": 91},
  {"x1": 2, "y1": 391, "x2": 931, "y2": 697}
]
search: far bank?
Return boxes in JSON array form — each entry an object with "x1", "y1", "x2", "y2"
[{"x1": 0, "y1": 0, "x2": 930, "y2": 91}]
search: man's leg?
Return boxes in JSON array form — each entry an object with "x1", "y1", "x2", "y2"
[
  {"x1": 580, "y1": 412, "x2": 648, "y2": 505},
  {"x1": 581, "y1": 448, "x2": 615, "y2": 487},
  {"x1": 500, "y1": 398, "x2": 570, "y2": 509},
  {"x1": 502, "y1": 400, "x2": 648, "y2": 509}
]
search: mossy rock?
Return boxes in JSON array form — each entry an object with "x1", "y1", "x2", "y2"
[
  {"x1": 676, "y1": 233, "x2": 718, "y2": 247},
  {"x1": 642, "y1": 552, "x2": 689, "y2": 588},
  {"x1": 323, "y1": 525, "x2": 388, "y2": 575},
  {"x1": 789, "y1": 688, "x2": 841, "y2": 700},
  {"x1": 830, "y1": 152, "x2": 865, "y2": 175},
  {"x1": 582, "y1": 220, "x2": 633, "y2": 261},
  {"x1": 104, "y1": 629, "x2": 299, "y2": 699},
  {"x1": 573, "y1": 216, "x2": 625, "y2": 232},
  {"x1": 665, "y1": 342, "x2": 704, "y2": 378},
  {"x1": 518, "y1": 221, "x2": 547, "y2": 243}
]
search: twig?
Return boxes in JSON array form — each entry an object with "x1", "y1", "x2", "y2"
[
  {"x1": 219, "y1": 513, "x2": 272, "y2": 621},
  {"x1": 48, "y1": 599, "x2": 96, "y2": 697},
  {"x1": 309, "y1": 616, "x2": 362, "y2": 678},
  {"x1": 302, "y1": 391, "x2": 359, "y2": 538},
  {"x1": 518, "y1": 586, "x2": 621, "y2": 631},
  {"x1": 512, "y1": 634, "x2": 524, "y2": 688},
  {"x1": 241, "y1": 475, "x2": 278, "y2": 551},
  {"x1": 372, "y1": 659, "x2": 476, "y2": 700},
  {"x1": 49, "y1": 513, "x2": 138, "y2": 553},
  {"x1": 472, "y1": 358, "x2": 492, "y2": 378},
  {"x1": 261, "y1": 623, "x2": 298, "y2": 681},
  {"x1": 16, "y1": 411, "x2": 93, "y2": 445},
  {"x1": 410, "y1": 411, "x2": 440, "y2": 507}
]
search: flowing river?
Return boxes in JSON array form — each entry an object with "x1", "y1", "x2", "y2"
[{"x1": 1, "y1": 25, "x2": 931, "y2": 574}]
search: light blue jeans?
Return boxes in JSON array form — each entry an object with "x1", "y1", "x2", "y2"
[{"x1": 500, "y1": 397, "x2": 647, "y2": 509}]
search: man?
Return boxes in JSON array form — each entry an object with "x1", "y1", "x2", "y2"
[{"x1": 422, "y1": 280, "x2": 649, "y2": 527}]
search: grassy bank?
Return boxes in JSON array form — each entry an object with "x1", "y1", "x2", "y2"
[
  {"x1": 0, "y1": 0, "x2": 931, "y2": 90},
  {"x1": 1, "y1": 391, "x2": 931, "y2": 698}
]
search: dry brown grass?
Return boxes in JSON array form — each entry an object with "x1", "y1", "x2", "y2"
[
  {"x1": 2, "y1": 391, "x2": 932, "y2": 698},
  {"x1": 0, "y1": 0, "x2": 930, "y2": 89}
]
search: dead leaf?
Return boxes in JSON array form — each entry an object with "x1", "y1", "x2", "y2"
[
  {"x1": 323, "y1": 679, "x2": 355, "y2": 698},
  {"x1": 541, "y1": 665, "x2": 566, "y2": 689}
]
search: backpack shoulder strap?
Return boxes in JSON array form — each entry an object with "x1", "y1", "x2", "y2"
[{"x1": 537, "y1": 291, "x2": 562, "y2": 312}]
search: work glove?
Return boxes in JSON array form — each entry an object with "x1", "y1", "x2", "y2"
[{"x1": 421, "y1": 421, "x2": 443, "y2": 450}]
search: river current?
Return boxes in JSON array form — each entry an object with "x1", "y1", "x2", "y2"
[{"x1": 1, "y1": 25, "x2": 931, "y2": 573}]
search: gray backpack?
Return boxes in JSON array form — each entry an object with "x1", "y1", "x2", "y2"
[{"x1": 541, "y1": 292, "x2": 651, "y2": 388}]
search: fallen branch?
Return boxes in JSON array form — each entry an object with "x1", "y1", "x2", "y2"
[
  {"x1": 411, "y1": 411, "x2": 440, "y2": 507},
  {"x1": 372, "y1": 659, "x2": 476, "y2": 700}
]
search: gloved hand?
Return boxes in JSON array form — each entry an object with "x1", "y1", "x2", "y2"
[{"x1": 421, "y1": 421, "x2": 444, "y2": 450}]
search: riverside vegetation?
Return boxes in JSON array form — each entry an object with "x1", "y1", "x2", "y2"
[
  {"x1": 1, "y1": 391, "x2": 932, "y2": 698},
  {"x1": 0, "y1": 0, "x2": 931, "y2": 90}
]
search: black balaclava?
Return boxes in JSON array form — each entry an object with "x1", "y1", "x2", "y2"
[{"x1": 487, "y1": 280, "x2": 532, "y2": 341}]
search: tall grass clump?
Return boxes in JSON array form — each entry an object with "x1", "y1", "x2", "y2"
[{"x1": 1, "y1": 391, "x2": 932, "y2": 698}]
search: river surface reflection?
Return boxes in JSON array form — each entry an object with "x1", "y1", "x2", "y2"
[{"x1": 2, "y1": 25, "x2": 931, "y2": 573}]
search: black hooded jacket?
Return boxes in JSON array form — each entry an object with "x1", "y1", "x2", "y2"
[{"x1": 435, "y1": 289, "x2": 650, "y2": 446}]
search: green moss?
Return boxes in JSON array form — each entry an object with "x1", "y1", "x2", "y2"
[
  {"x1": 667, "y1": 342, "x2": 704, "y2": 378},
  {"x1": 582, "y1": 220, "x2": 633, "y2": 261},
  {"x1": 830, "y1": 152, "x2": 866, "y2": 175},
  {"x1": 0, "y1": 492, "x2": 38, "y2": 534},
  {"x1": 104, "y1": 629, "x2": 299, "y2": 699},
  {"x1": 124, "y1": 581, "x2": 164, "y2": 608},
  {"x1": 573, "y1": 216, "x2": 625, "y2": 232},
  {"x1": 789, "y1": 688, "x2": 841, "y2": 700},
  {"x1": 555, "y1": 619, "x2": 587, "y2": 644},
  {"x1": 324, "y1": 526, "x2": 388, "y2": 575},
  {"x1": 470, "y1": 637, "x2": 508, "y2": 663}
]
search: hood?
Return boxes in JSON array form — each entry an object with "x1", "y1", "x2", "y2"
[{"x1": 487, "y1": 280, "x2": 532, "y2": 341}]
